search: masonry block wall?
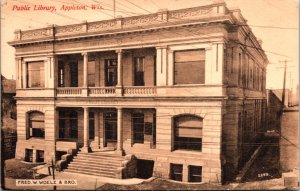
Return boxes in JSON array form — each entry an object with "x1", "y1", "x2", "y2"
[{"x1": 15, "y1": 101, "x2": 56, "y2": 163}]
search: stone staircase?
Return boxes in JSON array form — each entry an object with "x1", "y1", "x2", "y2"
[{"x1": 64, "y1": 151, "x2": 126, "y2": 178}]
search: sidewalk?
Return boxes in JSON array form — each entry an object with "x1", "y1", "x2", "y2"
[{"x1": 4, "y1": 165, "x2": 146, "y2": 190}]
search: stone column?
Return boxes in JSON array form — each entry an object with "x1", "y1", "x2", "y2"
[
  {"x1": 47, "y1": 55, "x2": 55, "y2": 89},
  {"x1": 115, "y1": 107, "x2": 124, "y2": 155},
  {"x1": 22, "y1": 60, "x2": 27, "y2": 88},
  {"x1": 116, "y1": 49, "x2": 123, "y2": 95},
  {"x1": 15, "y1": 58, "x2": 21, "y2": 89},
  {"x1": 155, "y1": 46, "x2": 168, "y2": 86},
  {"x1": 82, "y1": 52, "x2": 88, "y2": 87},
  {"x1": 82, "y1": 107, "x2": 90, "y2": 153},
  {"x1": 93, "y1": 110, "x2": 100, "y2": 150},
  {"x1": 82, "y1": 52, "x2": 88, "y2": 96}
]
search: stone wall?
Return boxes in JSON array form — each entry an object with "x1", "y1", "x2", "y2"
[{"x1": 15, "y1": 101, "x2": 56, "y2": 163}]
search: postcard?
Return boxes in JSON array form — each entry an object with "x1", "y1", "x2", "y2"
[{"x1": 1, "y1": 0, "x2": 299, "y2": 190}]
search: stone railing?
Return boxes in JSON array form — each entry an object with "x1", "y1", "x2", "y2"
[
  {"x1": 89, "y1": 87, "x2": 116, "y2": 95},
  {"x1": 56, "y1": 87, "x2": 82, "y2": 96},
  {"x1": 123, "y1": 86, "x2": 156, "y2": 95},
  {"x1": 13, "y1": 2, "x2": 227, "y2": 41}
]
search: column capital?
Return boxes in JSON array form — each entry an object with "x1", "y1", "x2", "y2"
[
  {"x1": 116, "y1": 49, "x2": 123, "y2": 54},
  {"x1": 83, "y1": 106, "x2": 89, "y2": 110},
  {"x1": 15, "y1": 57, "x2": 22, "y2": 61},
  {"x1": 156, "y1": 45, "x2": 168, "y2": 50},
  {"x1": 82, "y1": 52, "x2": 88, "y2": 56}
]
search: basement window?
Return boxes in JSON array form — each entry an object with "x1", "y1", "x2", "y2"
[
  {"x1": 36, "y1": 150, "x2": 44, "y2": 163},
  {"x1": 25, "y1": 149, "x2": 33, "y2": 162},
  {"x1": 188, "y1": 165, "x2": 202, "y2": 182},
  {"x1": 170, "y1": 163, "x2": 183, "y2": 181}
]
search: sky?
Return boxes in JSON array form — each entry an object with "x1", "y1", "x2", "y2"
[{"x1": 1, "y1": 0, "x2": 299, "y2": 90}]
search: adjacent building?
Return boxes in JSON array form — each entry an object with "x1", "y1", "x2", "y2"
[{"x1": 8, "y1": 1, "x2": 268, "y2": 183}]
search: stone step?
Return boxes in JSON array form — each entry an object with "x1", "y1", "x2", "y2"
[
  {"x1": 69, "y1": 161, "x2": 120, "y2": 168},
  {"x1": 72, "y1": 157, "x2": 123, "y2": 165},
  {"x1": 66, "y1": 166, "x2": 116, "y2": 176},
  {"x1": 65, "y1": 169, "x2": 116, "y2": 178},
  {"x1": 76, "y1": 153, "x2": 124, "y2": 160},
  {"x1": 68, "y1": 163, "x2": 119, "y2": 170}
]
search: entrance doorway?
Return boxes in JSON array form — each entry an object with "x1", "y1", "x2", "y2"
[
  {"x1": 136, "y1": 159, "x2": 154, "y2": 179},
  {"x1": 104, "y1": 112, "x2": 117, "y2": 147}
]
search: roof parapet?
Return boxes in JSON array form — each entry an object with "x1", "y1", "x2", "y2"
[{"x1": 9, "y1": 2, "x2": 229, "y2": 44}]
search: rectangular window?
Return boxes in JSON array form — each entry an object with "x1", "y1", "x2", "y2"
[
  {"x1": 89, "y1": 112, "x2": 95, "y2": 139},
  {"x1": 88, "y1": 61, "x2": 96, "y2": 87},
  {"x1": 69, "y1": 111, "x2": 78, "y2": 139},
  {"x1": 174, "y1": 49, "x2": 205, "y2": 84},
  {"x1": 132, "y1": 113, "x2": 145, "y2": 144},
  {"x1": 170, "y1": 164, "x2": 183, "y2": 181},
  {"x1": 105, "y1": 59, "x2": 117, "y2": 86},
  {"x1": 29, "y1": 112, "x2": 45, "y2": 138},
  {"x1": 27, "y1": 61, "x2": 44, "y2": 88},
  {"x1": 59, "y1": 111, "x2": 78, "y2": 139},
  {"x1": 59, "y1": 111, "x2": 66, "y2": 139},
  {"x1": 188, "y1": 166, "x2": 202, "y2": 182},
  {"x1": 104, "y1": 112, "x2": 117, "y2": 145},
  {"x1": 70, "y1": 62, "x2": 78, "y2": 87},
  {"x1": 36, "y1": 150, "x2": 44, "y2": 162},
  {"x1": 25, "y1": 149, "x2": 33, "y2": 162},
  {"x1": 238, "y1": 52, "x2": 242, "y2": 85},
  {"x1": 134, "y1": 57, "x2": 145, "y2": 86}
]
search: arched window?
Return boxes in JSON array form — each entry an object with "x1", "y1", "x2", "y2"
[
  {"x1": 173, "y1": 115, "x2": 203, "y2": 151},
  {"x1": 28, "y1": 111, "x2": 45, "y2": 138}
]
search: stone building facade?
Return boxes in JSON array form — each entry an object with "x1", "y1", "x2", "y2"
[{"x1": 9, "y1": 2, "x2": 267, "y2": 183}]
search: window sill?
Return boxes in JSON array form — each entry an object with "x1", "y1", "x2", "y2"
[
  {"x1": 172, "y1": 150, "x2": 202, "y2": 155},
  {"x1": 27, "y1": 137, "x2": 45, "y2": 140}
]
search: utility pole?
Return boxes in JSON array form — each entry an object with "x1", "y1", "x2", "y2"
[
  {"x1": 280, "y1": 60, "x2": 290, "y2": 107},
  {"x1": 113, "y1": 0, "x2": 115, "y2": 18}
]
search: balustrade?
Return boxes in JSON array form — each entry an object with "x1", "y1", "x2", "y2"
[{"x1": 56, "y1": 87, "x2": 82, "y2": 96}]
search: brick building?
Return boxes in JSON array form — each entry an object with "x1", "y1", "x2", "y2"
[{"x1": 8, "y1": 2, "x2": 268, "y2": 183}]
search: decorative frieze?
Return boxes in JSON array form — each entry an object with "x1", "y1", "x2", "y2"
[
  {"x1": 169, "y1": 7, "x2": 213, "y2": 20},
  {"x1": 56, "y1": 24, "x2": 83, "y2": 35},
  {"x1": 21, "y1": 29, "x2": 49, "y2": 40},
  {"x1": 88, "y1": 20, "x2": 118, "y2": 32},
  {"x1": 122, "y1": 14, "x2": 160, "y2": 27}
]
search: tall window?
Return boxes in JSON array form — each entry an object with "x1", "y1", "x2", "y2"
[
  {"x1": 59, "y1": 111, "x2": 78, "y2": 139},
  {"x1": 69, "y1": 111, "x2": 78, "y2": 139},
  {"x1": 134, "y1": 57, "x2": 145, "y2": 86},
  {"x1": 173, "y1": 115, "x2": 203, "y2": 151},
  {"x1": 88, "y1": 61, "x2": 96, "y2": 87},
  {"x1": 89, "y1": 112, "x2": 95, "y2": 139},
  {"x1": 104, "y1": 112, "x2": 117, "y2": 145},
  {"x1": 27, "y1": 61, "x2": 44, "y2": 88},
  {"x1": 174, "y1": 49, "x2": 205, "y2": 84},
  {"x1": 70, "y1": 62, "x2": 78, "y2": 87},
  {"x1": 238, "y1": 52, "x2": 242, "y2": 85},
  {"x1": 28, "y1": 111, "x2": 45, "y2": 138},
  {"x1": 132, "y1": 113, "x2": 145, "y2": 144},
  {"x1": 105, "y1": 59, "x2": 117, "y2": 86}
]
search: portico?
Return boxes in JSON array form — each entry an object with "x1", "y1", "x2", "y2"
[{"x1": 56, "y1": 107, "x2": 156, "y2": 155}]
